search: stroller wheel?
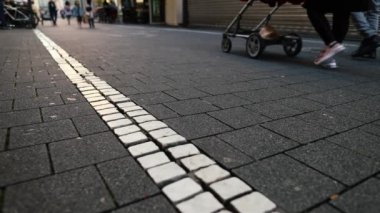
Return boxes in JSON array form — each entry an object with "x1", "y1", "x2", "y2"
[
  {"x1": 221, "y1": 37, "x2": 232, "y2": 53},
  {"x1": 283, "y1": 33, "x2": 302, "y2": 57},
  {"x1": 246, "y1": 33, "x2": 264, "y2": 59}
]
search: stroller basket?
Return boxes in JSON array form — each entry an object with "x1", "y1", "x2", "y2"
[{"x1": 222, "y1": 0, "x2": 304, "y2": 58}]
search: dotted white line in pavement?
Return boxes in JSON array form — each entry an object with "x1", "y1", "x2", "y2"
[{"x1": 34, "y1": 29, "x2": 278, "y2": 213}]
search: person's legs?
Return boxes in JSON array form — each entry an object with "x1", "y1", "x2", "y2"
[
  {"x1": 0, "y1": 0, "x2": 5, "y2": 27},
  {"x1": 307, "y1": 8, "x2": 335, "y2": 45},
  {"x1": 332, "y1": 11, "x2": 350, "y2": 43}
]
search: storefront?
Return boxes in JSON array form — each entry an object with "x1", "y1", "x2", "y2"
[{"x1": 186, "y1": 0, "x2": 363, "y2": 37}]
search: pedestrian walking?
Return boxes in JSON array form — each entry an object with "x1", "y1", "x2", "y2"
[
  {"x1": 86, "y1": 0, "x2": 95, "y2": 29},
  {"x1": 48, "y1": 0, "x2": 57, "y2": 26},
  {"x1": 351, "y1": 0, "x2": 380, "y2": 58},
  {"x1": 64, "y1": 1, "x2": 72, "y2": 25},
  {"x1": 303, "y1": 0, "x2": 370, "y2": 68},
  {"x1": 0, "y1": 0, "x2": 6, "y2": 28},
  {"x1": 72, "y1": 1, "x2": 84, "y2": 28}
]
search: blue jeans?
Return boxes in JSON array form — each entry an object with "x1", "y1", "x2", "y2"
[{"x1": 351, "y1": 0, "x2": 380, "y2": 38}]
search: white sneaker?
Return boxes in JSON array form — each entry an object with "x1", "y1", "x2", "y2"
[
  {"x1": 321, "y1": 58, "x2": 338, "y2": 69},
  {"x1": 314, "y1": 43, "x2": 345, "y2": 65}
]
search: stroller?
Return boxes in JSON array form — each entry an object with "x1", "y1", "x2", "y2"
[
  {"x1": 3, "y1": 4, "x2": 38, "y2": 29},
  {"x1": 222, "y1": 0, "x2": 304, "y2": 58}
]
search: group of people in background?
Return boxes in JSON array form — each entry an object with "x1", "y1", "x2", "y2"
[{"x1": 48, "y1": 0, "x2": 95, "y2": 29}]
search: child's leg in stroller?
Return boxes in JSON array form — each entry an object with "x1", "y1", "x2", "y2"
[
  {"x1": 307, "y1": 9, "x2": 335, "y2": 45},
  {"x1": 332, "y1": 11, "x2": 350, "y2": 43}
]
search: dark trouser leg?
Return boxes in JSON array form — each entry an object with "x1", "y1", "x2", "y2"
[
  {"x1": 307, "y1": 8, "x2": 335, "y2": 45},
  {"x1": 332, "y1": 11, "x2": 350, "y2": 43}
]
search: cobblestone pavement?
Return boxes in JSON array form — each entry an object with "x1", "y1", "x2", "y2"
[{"x1": 0, "y1": 22, "x2": 380, "y2": 213}]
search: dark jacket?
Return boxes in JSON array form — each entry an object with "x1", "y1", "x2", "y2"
[{"x1": 303, "y1": 0, "x2": 370, "y2": 12}]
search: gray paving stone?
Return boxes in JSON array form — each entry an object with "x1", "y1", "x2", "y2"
[
  {"x1": 72, "y1": 115, "x2": 109, "y2": 136},
  {"x1": 304, "y1": 89, "x2": 367, "y2": 106},
  {"x1": 218, "y1": 126, "x2": 298, "y2": 160},
  {"x1": 112, "y1": 195, "x2": 176, "y2": 213},
  {"x1": 309, "y1": 204, "x2": 341, "y2": 213},
  {"x1": 288, "y1": 141, "x2": 379, "y2": 185},
  {"x1": 130, "y1": 92, "x2": 176, "y2": 105},
  {"x1": 0, "y1": 109, "x2": 41, "y2": 128},
  {"x1": 165, "y1": 99, "x2": 219, "y2": 116},
  {"x1": 117, "y1": 86, "x2": 140, "y2": 96},
  {"x1": 61, "y1": 93, "x2": 87, "y2": 104},
  {"x1": 359, "y1": 124, "x2": 380, "y2": 137},
  {"x1": 296, "y1": 110, "x2": 363, "y2": 132},
  {"x1": 326, "y1": 130, "x2": 380, "y2": 160},
  {"x1": 164, "y1": 114, "x2": 232, "y2": 140},
  {"x1": 245, "y1": 102, "x2": 302, "y2": 119},
  {"x1": 329, "y1": 100, "x2": 380, "y2": 123},
  {"x1": 306, "y1": 79, "x2": 355, "y2": 91},
  {"x1": 193, "y1": 137, "x2": 252, "y2": 169},
  {"x1": 9, "y1": 119, "x2": 78, "y2": 149},
  {"x1": 50, "y1": 132, "x2": 128, "y2": 172},
  {"x1": 97, "y1": 157, "x2": 160, "y2": 205},
  {"x1": 209, "y1": 107, "x2": 268, "y2": 129},
  {"x1": 235, "y1": 87, "x2": 303, "y2": 103},
  {"x1": 0, "y1": 100, "x2": 12, "y2": 112},
  {"x1": 277, "y1": 97, "x2": 327, "y2": 113},
  {"x1": 345, "y1": 81, "x2": 380, "y2": 95},
  {"x1": 202, "y1": 94, "x2": 251, "y2": 109},
  {"x1": 331, "y1": 178, "x2": 380, "y2": 213},
  {"x1": 233, "y1": 154, "x2": 343, "y2": 212},
  {"x1": 262, "y1": 117, "x2": 335, "y2": 144},
  {"x1": 0, "y1": 145, "x2": 50, "y2": 187},
  {"x1": 37, "y1": 86, "x2": 78, "y2": 97},
  {"x1": 3, "y1": 166, "x2": 115, "y2": 213},
  {"x1": 42, "y1": 102, "x2": 95, "y2": 122},
  {"x1": 0, "y1": 129, "x2": 6, "y2": 151},
  {"x1": 165, "y1": 88, "x2": 209, "y2": 100},
  {"x1": 144, "y1": 104, "x2": 179, "y2": 120}
]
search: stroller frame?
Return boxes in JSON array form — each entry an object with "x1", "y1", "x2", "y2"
[{"x1": 222, "y1": 0, "x2": 302, "y2": 58}]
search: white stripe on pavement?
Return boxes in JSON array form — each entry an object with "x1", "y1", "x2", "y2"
[{"x1": 34, "y1": 29, "x2": 278, "y2": 213}]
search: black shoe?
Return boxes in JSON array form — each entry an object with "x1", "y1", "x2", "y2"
[{"x1": 352, "y1": 35, "x2": 379, "y2": 58}]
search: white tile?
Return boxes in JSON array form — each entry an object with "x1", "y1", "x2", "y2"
[
  {"x1": 134, "y1": 115, "x2": 156, "y2": 123},
  {"x1": 107, "y1": 118, "x2": 133, "y2": 129},
  {"x1": 90, "y1": 100, "x2": 110, "y2": 107},
  {"x1": 122, "y1": 106, "x2": 143, "y2": 112},
  {"x1": 210, "y1": 177, "x2": 252, "y2": 201},
  {"x1": 163, "y1": 177, "x2": 203, "y2": 203},
  {"x1": 149, "y1": 128, "x2": 177, "y2": 139},
  {"x1": 177, "y1": 192, "x2": 223, "y2": 213},
  {"x1": 128, "y1": 142, "x2": 159, "y2": 157},
  {"x1": 97, "y1": 108, "x2": 119, "y2": 116},
  {"x1": 168, "y1": 144, "x2": 200, "y2": 159},
  {"x1": 180, "y1": 154, "x2": 215, "y2": 171},
  {"x1": 137, "y1": 152, "x2": 170, "y2": 169},
  {"x1": 87, "y1": 96, "x2": 105, "y2": 102},
  {"x1": 114, "y1": 125, "x2": 140, "y2": 136},
  {"x1": 194, "y1": 165, "x2": 230, "y2": 184},
  {"x1": 94, "y1": 104, "x2": 115, "y2": 111},
  {"x1": 139, "y1": 121, "x2": 168, "y2": 132},
  {"x1": 102, "y1": 113, "x2": 125, "y2": 122},
  {"x1": 147, "y1": 162, "x2": 186, "y2": 185},
  {"x1": 117, "y1": 102, "x2": 136, "y2": 108},
  {"x1": 127, "y1": 110, "x2": 149, "y2": 117},
  {"x1": 231, "y1": 192, "x2": 276, "y2": 213},
  {"x1": 119, "y1": 132, "x2": 148, "y2": 146},
  {"x1": 156, "y1": 135, "x2": 186, "y2": 148}
]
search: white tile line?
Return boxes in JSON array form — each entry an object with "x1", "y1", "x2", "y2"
[{"x1": 34, "y1": 29, "x2": 278, "y2": 213}]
